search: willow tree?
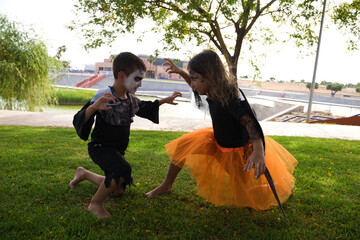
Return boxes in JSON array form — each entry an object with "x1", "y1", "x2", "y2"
[
  {"x1": 0, "y1": 15, "x2": 61, "y2": 110},
  {"x1": 70, "y1": 0, "x2": 360, "y2": 79}
]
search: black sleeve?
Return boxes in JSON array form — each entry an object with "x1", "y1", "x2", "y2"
[
  {"x1": 135, "y1": 100, "x2": 160, "y2": 124},
  {"x1": 227, "y1": 96, "x2": 265, "y2": 149},
  {"x1": 73, "y1": 101, "x2": 96, "y2": 141}
]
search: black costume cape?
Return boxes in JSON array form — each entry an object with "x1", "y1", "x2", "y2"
[{"x1": 238, "y1": 89, "x2": 287, "y2": 218}]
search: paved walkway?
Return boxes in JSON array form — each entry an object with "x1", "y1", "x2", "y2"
[{"x1": 1, "y1": 110, "x2": 359, "y2": 140}]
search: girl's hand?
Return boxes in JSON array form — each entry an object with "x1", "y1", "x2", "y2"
[
  {"x1": 159, "y1": 91, "x2": 182, "y2": 105},
  {"x1": 163, "y1": 58, "x2": 192, "y2": 86},
  {"x1": 244, "y1": 151, "x2": 266, "y2": 180},
  {"x1": 163, "y1": 58, "x2": 182, "y2": 74},
  {"x1": 92, "y1": 92, "x2": 116, "y2": 111}
]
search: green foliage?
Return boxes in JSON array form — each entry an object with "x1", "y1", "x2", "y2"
[
  {"x1": 326, "y1": 82, "x2": 344, "y2": 97},
  {"x1": 306, "y1": 82, "x2": 319, "y2": 90},
  {"x1": 146, "y1": 55, "x2": 157, "y2": 64},
  {"x1": 356, "y1": 87, "x2": 360, "y2": 93},
  {"x1": 54, "y1": 45, "x2": 67, "y2": 60},
  {"x1": 320, "y1": 80, "x2": 331, "y2": 86},
  {"x1": 0, "y1": 126, "x2": 359, "y2": 239},
  {"x1": 0, "y1": 15, "x2": 62, "y2": 110},
  {"x1": 332, "y1": 0, "x2": 360, "y2": 50},
  {"x1": 70, "y1": 0, "x2": 360, "y2": 79},
  {"x1": 345, "y1": 83, "x2": 355, "y2": 88}
]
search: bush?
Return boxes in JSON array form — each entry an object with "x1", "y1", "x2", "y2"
[
  {"x1": 306, "y1": 82, "x2": 319, "y2": 90},
  {"x1": 326, "y1": 83, "x2": 343, "y2": 97}
]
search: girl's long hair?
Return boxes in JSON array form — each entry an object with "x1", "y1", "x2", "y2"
[{"x1": 187, "y1": 50, "x2": 238, "y2": 106}]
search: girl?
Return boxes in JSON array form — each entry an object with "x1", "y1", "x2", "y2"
[{"x1": 145, "y1": 50, "x2": 298, "y2": 211}]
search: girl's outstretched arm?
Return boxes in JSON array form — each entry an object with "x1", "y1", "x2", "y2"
[
  {"x1": 241, "y1": 114, "x2": 266, "y2": 179},
  {"x1": 163, "y1": 58, "x2": 191, "y2": 86}
]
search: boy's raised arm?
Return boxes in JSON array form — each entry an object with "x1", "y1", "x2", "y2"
[
  {"x1": 158, "y1": 91, "x2": 182, "y2": 106},
  {"x1": 83, "y1": 92, "x2": 116, "y2": 124}
]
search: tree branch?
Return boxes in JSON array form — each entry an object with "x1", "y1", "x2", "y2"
[
  {"x1": 191, "y1": 3, "x2": 231, "y2": 59},
  {"x1": 215, "y1": 0, "x2": 224, "y2": 18},
  {"x1": 244, "y1": 0, "x2": 276, "y2": 36},
  {"x1": 197, "y1": 28, "x2": 222, "y2": 51}
]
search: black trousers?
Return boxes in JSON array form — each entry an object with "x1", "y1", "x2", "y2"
[{"x1": 88, "y1": 143, "x2": 133, "y2": 189}]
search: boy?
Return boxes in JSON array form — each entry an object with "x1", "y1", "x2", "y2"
[{"x1": 69, "y1": 52, "x2": 182, "y2": 219}]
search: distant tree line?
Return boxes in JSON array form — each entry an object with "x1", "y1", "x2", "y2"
[{"x1": 262, "y1": 77, "x2": 359, "y2": 97}]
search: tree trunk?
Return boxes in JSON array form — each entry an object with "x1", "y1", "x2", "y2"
[
  {"x1": 224, "y1": 57, "x2": 238, "y2": 81},
  {"x1": 228, "y1": 62, "x2": 237, "y2": 80}
]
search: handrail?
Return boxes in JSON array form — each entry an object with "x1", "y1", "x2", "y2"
[
  {"x1": 75, "y1": 74, "x2": 98, "y2": 87},
  {"x1": 83, "y1": 74, "x2": 106, "y2": 88}
]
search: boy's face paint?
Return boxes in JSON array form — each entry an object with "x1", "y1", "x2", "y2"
[{"x1": 125, "y1": 70, "x2": 144, "y2": 94}]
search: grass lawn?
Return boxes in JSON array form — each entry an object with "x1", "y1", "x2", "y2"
[{"x1": 0, "y1": 126, "x2": 359, "y2": 239}]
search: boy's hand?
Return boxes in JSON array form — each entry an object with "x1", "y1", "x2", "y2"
[
  {"x1": 92, "y1": 92, "x2": 116, "y2": 111},
  {"x1": 159, "y1": 91, "x2": 182, "y2": 106},
  {"x1": 243, "y1": 151, "x2": 266, "y2": 180},
  {"x1": 163, "y1": 58, "x2": 182, "y2": 74},
  {"x1": 83, "y1": 92, "x2": 115, "y2": 124}
]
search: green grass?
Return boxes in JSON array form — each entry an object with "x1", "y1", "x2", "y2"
[
  {"x1": 49, "y1": 87, "x2": 162, "y2": 107},
  {"x1": 0, "y1": 126, "x2": 359, "y2": 239},
  {"x1": 50, "y1": 87, "x2": 97, "y2": 105},
  {"x1": 50, "y1": 78, "x2": 185, "y2": 106}
]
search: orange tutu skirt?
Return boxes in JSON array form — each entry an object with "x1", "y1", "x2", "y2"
[{"x1": 165, "y1": 127, "x2": 298, "y2": 210}]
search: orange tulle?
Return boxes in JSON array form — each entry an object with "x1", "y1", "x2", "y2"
[{"x1": 165, "y1": 127, "x2": 298, "y2": 210}]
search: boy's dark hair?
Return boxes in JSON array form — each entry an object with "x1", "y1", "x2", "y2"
[{"x1": 113, "y1": 52, "x2": 146, "y2": 79}]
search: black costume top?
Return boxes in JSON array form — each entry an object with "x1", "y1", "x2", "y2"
[
  {"x1": 206, "y1": 90, "x2": 265, "y2": 149},
  {"x1": 73, "y1": 87, "x2": 159, "y2": 152}
]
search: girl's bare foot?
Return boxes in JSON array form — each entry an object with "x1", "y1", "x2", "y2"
[
  {"x1": 69, "y1": 167, "x2": 86, "y2": 189},
  {"x1": 110, "y1": 185, "x2": 124, "y2": 197},
  {"x1": 145, "y1": 184, "x2": 172, "y2": 198},
  {"x1": 88, "y1": 202, "x2": 111, "y2": 219},
  {"x1": 109, "y1": 177, "x2": 125, "y2": 197}
]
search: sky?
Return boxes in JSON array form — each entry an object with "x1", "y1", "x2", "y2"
[{"x1": 1, "y1": 0, "x2": 359, "y2": 84}]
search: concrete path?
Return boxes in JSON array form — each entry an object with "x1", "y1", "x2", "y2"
[{"x1": 0, "y1": 110, "x2": 359, "y2": 140}]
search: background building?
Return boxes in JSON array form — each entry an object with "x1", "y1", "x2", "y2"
[
  {"x1": 84, "y1": 64, "x2": 95, "y2": 73},
  {"x1": 94, "y1": 54, "x2": 187, "y2": 80}
]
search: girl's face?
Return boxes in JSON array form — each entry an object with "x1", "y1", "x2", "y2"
[
  {"x1": 189, "y1": 71, "x2": 209, "y2": 95},
  {"x1": 124, "y1": 69, "x2": 144, "y2": 94}
]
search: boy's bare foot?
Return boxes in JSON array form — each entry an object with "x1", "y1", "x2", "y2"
[
  {"x1": 88, "y1": 202, "x2": 111, "y2": 219},
  {"x1": 69, "y1": 167, "x2": 86, "y2": 189},
  {"x1": 145, "y1": 184, "x2": 172, "y2": 198}
]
